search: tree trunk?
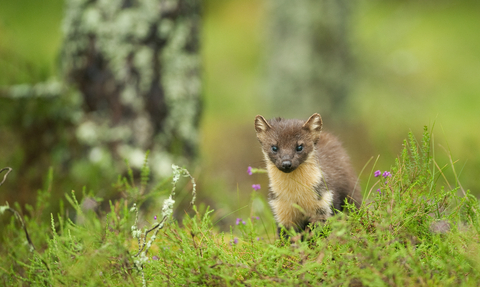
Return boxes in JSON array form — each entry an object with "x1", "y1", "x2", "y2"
[
  {"x1": 62, "y1": 0, "x2": 202, "y2": 177},
  {"x1": 265, "y1": 0, "x2": 352, "y2": 122}
]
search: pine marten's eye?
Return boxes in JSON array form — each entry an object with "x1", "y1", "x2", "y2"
[
  {"x1": 296, "y1": 145, "x2": 303, "y2": 152},
  {"x1": 271, "y1": 146, "x2": 278, "y2": 153}
]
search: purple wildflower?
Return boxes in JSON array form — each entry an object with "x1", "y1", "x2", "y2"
[
  {"x1": 256, "y1": 237, "x2": 260, "y2": 241},
  {"x1": 236, "y1": 218, "x2": 242, "y2": 225},
  {"x1": 374, "y1": 170, "x2": 381, "y2": 177},
  {"x1": 242, "y1": 221, "x2": 246, "y2": 225},
  {"x1": 252, "y1": 184, "x2": 261, "y2": 191},
  {"x1": 247, "y1": 166, "x2": 253, "y2": 175},
  {"x1": 382, "y1": 171, "x2": 391, "y2": 178},
  {"x1": 154, "y1": 215, "x2": 157, "y2": 220},
  {"x1": 233, "y1": 237, "x2": 238, "y2": 244},
  {"x1": 377, "y1": 189, "x2": 381, "y2": 195},
  {"x1": 152, "y1": 256, "x2": 159, "y2": 261},
  {"x1": 256, "y1": 216, "x2": 260, "y2": 220}
]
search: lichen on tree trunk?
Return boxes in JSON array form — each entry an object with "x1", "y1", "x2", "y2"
[{"x1": 62, "y1": 0, "x2": 202, "y2": 177}]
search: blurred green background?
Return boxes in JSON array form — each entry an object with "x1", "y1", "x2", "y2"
[{"x1": 1, "y1": 0, "x2": 479, "y2": 227}]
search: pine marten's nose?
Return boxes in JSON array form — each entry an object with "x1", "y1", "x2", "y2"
[{"x1": 282, "y1": 160, "x2": 292, "y2": 169}]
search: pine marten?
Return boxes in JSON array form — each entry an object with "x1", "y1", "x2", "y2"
[{"x1": 254, "y1": 113, "x2": 362, "y2": 236}]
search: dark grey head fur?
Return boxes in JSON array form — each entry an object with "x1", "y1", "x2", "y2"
[{"x1": 255, "y1": 113, "x2": 322, "y2": 173}]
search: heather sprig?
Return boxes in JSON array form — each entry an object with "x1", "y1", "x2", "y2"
[
  {"x1": 374, "y1": 170, "x2": 391, "y2": 178},
  {"x1": 247, "y1": 166, "x2": 267, "y2": 175}
]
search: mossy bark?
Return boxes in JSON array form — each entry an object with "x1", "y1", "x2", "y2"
[{"x1": 62, "y1": 0, "x2": 202, "y2": 177}]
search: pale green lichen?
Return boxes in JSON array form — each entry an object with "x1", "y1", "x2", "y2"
[
  {"x1": 7, "y1": 79, "x2": 64, "y2": 99},
  {"x1": 161, "y1": 196, "x2": 175, "y2": 219},
  {"x1": 0, "y1": 205, "x2": 9, "y2": 214},
  {"x1": 131, "y1": 164, "x2": 196, "y2": 287},
  {"x1": 118, "y1": 145, "x2": 148, "y2": 169},
  {"x1": 61, "y1": 0, "x2": 201, "y2": 178}
]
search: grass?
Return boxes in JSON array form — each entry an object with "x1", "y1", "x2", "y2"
[{"x1": 1, "y1": 127, "x2": 480, "y2": 286}]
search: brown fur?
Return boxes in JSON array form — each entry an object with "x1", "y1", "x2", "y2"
[{"x1": 255, "y1": 113, "x2": 362, "y2": 233}]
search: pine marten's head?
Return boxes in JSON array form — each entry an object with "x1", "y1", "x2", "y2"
[{"x1": 254, "y1": 113, "x2": 323, "y2": 173}]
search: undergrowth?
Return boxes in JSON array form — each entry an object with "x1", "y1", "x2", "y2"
[{"x1": 1, "y1": 127, "x2": 479, "y2": 286}]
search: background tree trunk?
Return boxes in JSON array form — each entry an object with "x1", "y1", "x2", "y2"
[{"x1": 265, "y1": 0, "x2": 352, "y2": 122}]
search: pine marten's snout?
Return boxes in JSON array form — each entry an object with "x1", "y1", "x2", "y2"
[
  {"x1": 277, "y1": 156, "x2": 298, "y2": 173},
  {"x1": 279, "y1": 160, "x2": 294, "y2": 173}
]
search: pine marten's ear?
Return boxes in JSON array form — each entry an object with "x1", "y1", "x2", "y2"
[
  {"x1": 303, "y1": 113, "x2": 323, "y2": 140},
  {"x1": 255, "y1": 115, "x2": 272, "y2": 133}
]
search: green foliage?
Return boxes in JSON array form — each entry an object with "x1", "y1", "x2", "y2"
[{"x1": 1, "y1": 128, "x2": 480, "y2": 286}]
